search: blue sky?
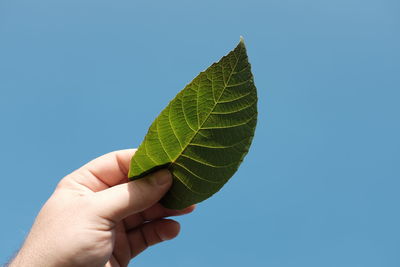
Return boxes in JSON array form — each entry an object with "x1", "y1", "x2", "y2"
[{"x1": 1, "y1": 0, "x2": 399, "y2": 266}]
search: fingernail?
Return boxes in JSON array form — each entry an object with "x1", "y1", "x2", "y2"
[{"x1": 153, "y1": 170, "x2": 171, "y2": 186}]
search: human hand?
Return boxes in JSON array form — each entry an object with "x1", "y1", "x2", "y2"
[{"x1": 10, "y1": 149, "x2": 195, "y2": 267}]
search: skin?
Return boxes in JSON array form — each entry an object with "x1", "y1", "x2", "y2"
[{"x1": 9, "y1": 149, "x2": 195, "y2": 267}]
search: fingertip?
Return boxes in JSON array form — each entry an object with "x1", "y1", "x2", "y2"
[
  {"x1": 186, "y1": 204, "x2": 196, "y2": 213},
  {"x1": 158, "y1": 219, "x2": 180, "y2": 241},
  {"x1": 165, "y1": 204, "x2": 196, "y2": 214},
  {"x1": 176, "y1": 204, "x2": 196, "y2": 214},
  {"x1": 149, "y1": 169, "x2": 172, "y2": 186}
]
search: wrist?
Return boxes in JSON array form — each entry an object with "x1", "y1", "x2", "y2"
[{"x1": 8, "y1": 247, "x2": 62, "y2": 267}]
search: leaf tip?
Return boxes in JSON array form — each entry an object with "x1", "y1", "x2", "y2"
[{"x1": 238, "y1": 36, "x2": 247, "y2": 49}]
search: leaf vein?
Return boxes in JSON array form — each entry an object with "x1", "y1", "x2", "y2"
[
  {"x1": 200, "y1": 113, "x2": 257, "y2": 129},
  {"x1": 143, "y1": 140, "x2": 159, "y2": 165},
  {"x1": 167, "y1": 105, "x2": 183, "y2": 149},
  {"x1": 180, "y1": 95, "x2": 197, "y2": 132},
  {"x1": 189, "y1": 137, "x2": 250, "y2": 149},
  {"x1": 226, "y1": 79, "x2": 251, "y2": 88},
  {"x1": 173, "y1": 172, "x2": 211, "y2": 195},
  {"x1": 155, "y1": 117, "x2": 173, "y2": 161},
  {"x1": 211, "y1": 99, "x2": 257, "y2": 115},
  {"x1": 181, "y1": 154, "x2": 239, "y2": 168},
  {"x1": 217, "y1": 91, "x2": 253, "y2": 103},
  {"x1": 132, "y1": 156, "x2": 145, "y2": 172},
  {"x1": 196, "y1": 82, "x2": 200, "y2": 127},
  {"x1": 174, "y1": 162, "x2": 222, "y2": 184}
]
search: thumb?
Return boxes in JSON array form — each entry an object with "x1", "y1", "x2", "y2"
[{"x1": 93, "y1": 169, "x2": 172, "y2": 222}]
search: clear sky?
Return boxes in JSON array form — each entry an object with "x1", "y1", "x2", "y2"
[{"x1": 1, "y1": 0, "x2": 399, "y2": 266}]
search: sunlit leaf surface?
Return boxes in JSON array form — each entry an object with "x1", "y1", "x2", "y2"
[{"x1": 129, "y1": 39, "x2": 258, "y2": 209}]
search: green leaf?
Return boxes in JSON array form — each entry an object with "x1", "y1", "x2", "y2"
[{"x1": 129, "y1": 38, "x2": 258, "y2": 209}]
